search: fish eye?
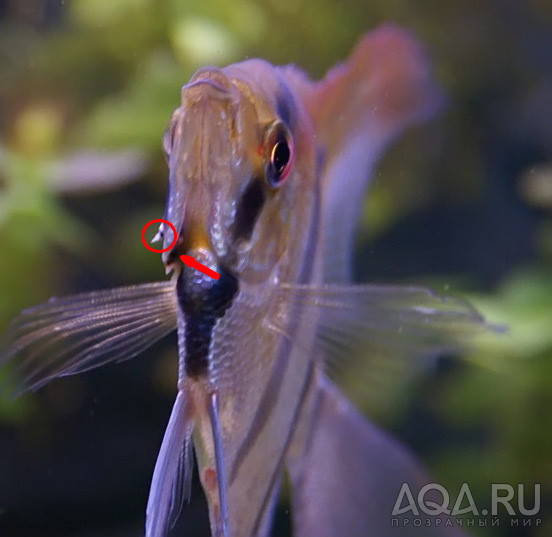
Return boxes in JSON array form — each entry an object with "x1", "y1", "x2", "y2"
[{"x1": 265, "y1": 121, "x2": 293, "y2": 187}]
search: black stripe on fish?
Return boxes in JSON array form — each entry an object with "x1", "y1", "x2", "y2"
[
  {"x1": 232, "y1": 178, "x2": 266, "y2": 241},
  {"x1": 176, "y1": 266, "x2": 238, "y2": 377}
]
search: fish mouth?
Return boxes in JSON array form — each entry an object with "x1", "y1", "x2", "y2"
[{"x1": 161, "y1": 213, "x2": 215, "y2": 272}]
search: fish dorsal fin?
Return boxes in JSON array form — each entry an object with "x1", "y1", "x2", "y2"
[{"x1": 281, "y1": 26, "x2": 443, "y2": 282}]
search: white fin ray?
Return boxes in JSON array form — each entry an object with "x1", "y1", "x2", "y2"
[{"x1": 0, "y1": 282, "x2": 177, "y2": 394}]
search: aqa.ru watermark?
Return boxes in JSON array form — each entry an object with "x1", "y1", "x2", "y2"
[{"x1": 390, "y1": 483, "x2": 541, "y2": 528}]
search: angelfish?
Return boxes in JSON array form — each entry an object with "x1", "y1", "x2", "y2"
[{"x1": 1, "y1": 26, "x2": 491, "y2": 537}]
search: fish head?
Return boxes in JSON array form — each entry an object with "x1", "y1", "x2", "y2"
[{"x1": 161, "y1": 64, "x2": 318, "y2": 287}]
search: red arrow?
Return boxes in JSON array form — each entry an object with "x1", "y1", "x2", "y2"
[{"x1": 180, "y1": 254, "x2": 220, "y2": 280}]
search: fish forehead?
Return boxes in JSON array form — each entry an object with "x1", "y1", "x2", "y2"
[
  {"x1": 174, "y1": 79, "x2": 243, "y2": 186},
  {"x1": 179, "y1": 61, "x2": 299, "y2": 144},
  {"x1": 223, "y1": 59, "x2": 298, "y2": 129},
  {"x1": 169, "y1": 61, "x2": 309, "y2": 196},
  {"x1": 175, "y1": 63, "x2": 287, "y2": 166},
  {"x1": 186, "y1": 66, "x2": 235, "y2": 96}
]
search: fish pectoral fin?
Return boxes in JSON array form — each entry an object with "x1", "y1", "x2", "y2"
[
  {"x1": 286, "y1": 376, "x2": 468, "y2": 537},
  {"x1": 268, "y1": 282, "x2": 502, "y2": 413},
  {"x1": 0, "y1": 281, "x2": 177, "y2": 395},
  {"x1": 274, "y1": 281, "x2": 501, "y2": 358},
  {"x1": 146, "y1": 389, "x2": 194, "y2": 537}
]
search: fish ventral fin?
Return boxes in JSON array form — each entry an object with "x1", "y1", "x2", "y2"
[{"x1": 146, "y1": 389, "x2": 194, "y2": 537}]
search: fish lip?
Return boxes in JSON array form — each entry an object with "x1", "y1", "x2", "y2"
[{"x1": 161, "y1": 237, "x2": 185, "y2": 270}]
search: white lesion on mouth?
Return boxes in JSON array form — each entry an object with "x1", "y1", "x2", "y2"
[{"x1": 151, "y1": 225, "x2": 164, "y2": 244}]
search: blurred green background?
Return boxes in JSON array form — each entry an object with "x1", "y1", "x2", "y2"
[{"x1": 0, "y1": 0, "x2": 551, "y2": 536}]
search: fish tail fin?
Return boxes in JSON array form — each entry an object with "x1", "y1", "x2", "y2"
[
  {"x1": 146, "y1": 390, "x2": 194, "y2": 537},
  {"x1": 282, "y1": 26, "x2": 444, "y2": 282},
  {"x1": 286, "y1": 375, "x2": 468, "y2": 537}
]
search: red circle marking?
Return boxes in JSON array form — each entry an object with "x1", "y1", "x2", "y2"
[{"x1": 141, "y1": 219, "x2": 177, "y2": 253}]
